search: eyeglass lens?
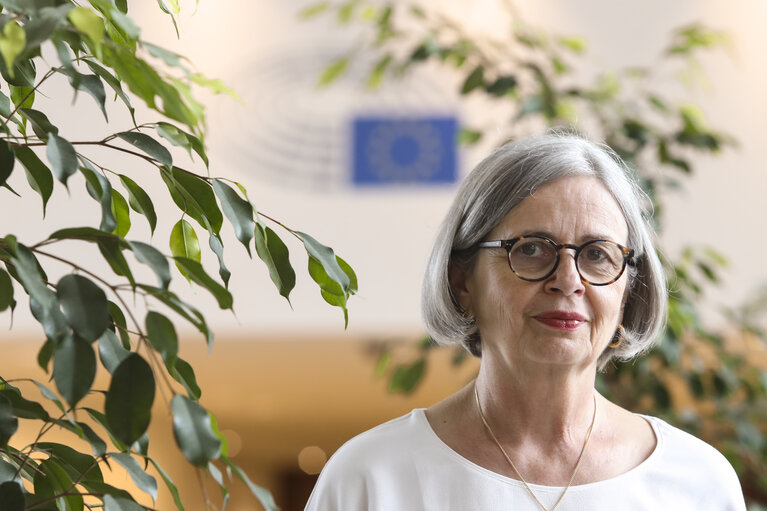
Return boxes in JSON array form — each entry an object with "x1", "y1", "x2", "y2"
[{"x1": 508, "y1": 238, "x2": 625, "y2": 284}]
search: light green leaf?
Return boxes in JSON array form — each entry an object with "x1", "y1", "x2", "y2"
[
  {"x1": 15, "y1": 146, "x2": 53, "y2": 215},
  {"x1": 98, "y1": 329, "x2": 130, "y2": 374},
  {"x1": 297, "y1": 232, "x2": 351, "y2": 292},
  {"x1": 119, "y1": 174, "x2": 157, "y2": 234},
  {"x1": 173, "y1": 257, "x2": 233, "y2": 309},
  {"x1": 111, "y1": 189, "x2": 131, "y2": 237},
  {"x1": 298, "y1": 2, "x2": 329, "y2": 18},
  {"x1": 319, "y1": 56, "x2": 349, "y2": 86},
  {"x1": 212, "y1": 179, "x2": 254, "y2": 255},
  {"x1": 0, "y1": 395, "x2": 18, "y2": 447},
  {"x1": 0, "y1": 268, "x2": 13, "y2": 312},
  {"x1": 189, "y1": 73, "x2": 238, "y2": 98},
  {"x1": 106, "y1": 354, "x2": 155, "y2": 445},
  {"x1": 68, "y1": 6, "x2": 104, "y2": 49},
  {"x1": 57, "y1": 274, "x2": 110, "y2": 341},
  {"x1": 145, "y1": 311, "x2": 178, "y2": 369},
  {"x1": 53, "y1": 334, "x2": 97, "y2": 409},
  {"x1": 110, "y1": 453, "x2": 158, "y2": 500},
  {"x1": 46, "y1": 133, "x2": 78, "y2": 186},
  {"x1": 147, "y1": 458, "x2": 185, "y2": 511},
  {"x1": 169, "y1": 219, "x2": 200, "y2": 266},
  {"x1": 221, "y1": 456, "x2": 279, "y2": 511},
  {"x1": 127, "y1": 241, "x2": 170, "y2": 289},
  {"x1": 254, "y1": 224, "x2": 295, "y2": 303},
  {"x1": 116, "y1": 131, "x2": 172, "y2": 167},
  {"x1": 171, "y1": 395, "x2": 222, "y2": 466},
  {"x1": 0, "y1": 20, "x2": 25, "y2": 78}
]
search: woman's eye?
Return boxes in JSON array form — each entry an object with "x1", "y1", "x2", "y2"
[{"x1": 585, "y1": 248, "x2": 605, "y2": 261}]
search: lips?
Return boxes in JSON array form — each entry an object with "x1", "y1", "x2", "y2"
[{"x1": 534, "y1": 310, "x2": 587, "y2": 331}]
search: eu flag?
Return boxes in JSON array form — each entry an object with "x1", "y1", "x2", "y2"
[{"x1": 352, "y1": 117, "x2": 457, "y2": 185}]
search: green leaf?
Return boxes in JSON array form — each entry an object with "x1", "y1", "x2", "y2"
[
  {"x1": 171, "y1": 395, "x2": 222, "y2": 466},
  {"x1": 170, "y1": 357, "x2": 201, "y2": 400},
  {"x1": 127, "y1": 241, "x2": 170, "y2": 289},
  {"x1": 162, "y1": 167, "x2": 222, "y2": 233},
  {"x1": 20, "y1": 107, "x2": 59, "y2": 138},
  {"x1": 308, "y1": 255, "x2": 348, "y2": 326},
  {"x1": 461, "y1": 66, "x2": 485, "y2": 94},
  {"x1": 212, "y1": 179, "x2": 254, "y2": 255},
  {"x1": 108, "y1": 301, "x2": 130, "y2": 348},
  {"x1": 0, "y1": 267, "x2": 12, "y2": 312},
  {"x1": 53, "y1": 334, "x2": 96, "y2": 409},
  {"x1": 10, "y1": 244, "x2": 65, "y2": 341},
  {"x1": 98, "y1": 329, "x2": 130, "y2": 374},
  {"x1": 111, "y1": 189, "x2": 131, "y2": 237},
  {"x1": 169, "y1": 219, "x2": 200, "y2": 278},
  {"x1": 0, "y1": 20, "x2": 25, "y2": 78},
  {"x1": 319, "y1": 56, "x2": 349, "y2": 86},
  {"x1": 0, "y1": 386, "x2": 49, "y2": 421},
  {"x1": 86, "y1": 60, "x2": 134, "y2": 119},
  {"x1": 388, "y1": 358, "x2": 426, "y2": 393},
  {"x1": 486, "y1": 75, "x2": 517, "y2": 97},
  {"x1": 147, "y1": 458, "x2": 185, "y2": 511},
  {"x1": 34, "y1": 442, "x2": 103, "y2": 483},
  {"x1": 97, "y1": 237, "x2": 135, "y2": 287},
  {"x1": 118, "y1": 174, "x2": 157, "y2": 234},
  {"x1": 297, "y1": 232, "x2": 351, "y2": 292},
  {"x1": 457, "y1": 127, "x2": 482, "y2": 145},
  {"x1": 15, "y1": 146, "x2": 53, "y2": 215},
  {"x1": 116, "y1": 131, "x2": 172, "y2": 167},
  {"x1": 189, "y1": 73, "x2": 238, "y2": 98},
  {"x1": 298, "y1": 2, "x2": 330, "y2": 19},
  {"x1": 145, "y1": 311, "x2": 178, "y2": 369},
  {"x1": 57, "y1": 274, "x2": 110, "y2": 341},
  {"x1": 32, "y1": 458, "x2": 83, "y2": 511},
  {"x1": 46, "y1": 133, "x2": 78, "y2": 186},
  {"x1": 80, "y1": 162, "x2": 117, "y2": 232},
  {"x1": 173, "y1": 257, "x2": 233, "y2": 309},
  {"x1": 0, "y1": 395, "x2": 18, "y2": 447},
  {"x1": 103, "y1": 494, "x2": 145, "y2": 511},
  {"x1": 0, "y1": 481, "x2": 24, "y2": 510},
  {"x1": 138, "y1": 285, "x2": 212, "y2": 346},
  {"x1": 254, "y1": 224, "x2": 295, "y2": 303},
  {"x1": 72, "y1": 72, "x2": 108, "y2": 121},
  {"x1": 68, "y1": 6, "x2": 104, "y2": 49},
  {"x1": 110, "y1": 453, "x2": 158, "y2": 500},
  {"x1": 367, "y1": 54, "x2": 392, "y2": 89},
  {"x1": 221, "y1": 456, "x2": 279, "y2": 511},
  {"x1": 0, "y1": 140, "x2": 13, "y2": 187},
  {"x1": 106, "y1": 353, "x2": 155, "y2": 445},
  {"x1": 37, "y1": 339, "x2": 54, "y2": 372},
  {"x1": 208, "y1": 232, "x2": 230, "y2": 287},
  {"x1": 155, "y1": 122, "x2": 208, "y2": 167}
]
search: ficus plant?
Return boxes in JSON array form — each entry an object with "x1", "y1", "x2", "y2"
[
  {"x1": 0, "y1": 1, "x2": 356, "y2": 510},
  {"x1": 305, "y1": 1, "x2": 767, "y2": 505}
]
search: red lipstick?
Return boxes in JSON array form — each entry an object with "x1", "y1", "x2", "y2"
[{"x1": 534, "y1": 311, "x2": 587, "y2": 331}]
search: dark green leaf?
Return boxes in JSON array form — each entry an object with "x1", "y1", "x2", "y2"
[
  {"x1": 127, "y1": 241, "x2": 170, "y2": 289},
  {"x1": 76, "y1": 420, "x2": 107, "y2": 457},
  {"x1": 147, "y1": 458, "x2": 185, "y2": 511},
  {"x1": 98, "y1": 329, "x2": 130, "y2": 374},
  {"x1": 208, "y1": 232, "x2": 230, "y2": 287},
  {"x1": 37, "y1": 338, "x2": 54, "y2": 372},
  {"x1": 85, "y1": 59, "x2": 135, "y2": 120},
  {"x1": 80, "y1": 162, "x2": 117, "y2": 232},
  {"x1": 0, "y1": 386, "x2": 49, "y2": 420},
  {"x1": 46, "y1": 133, "x2": 78, "y2": 186},
  {"x1": 32, "y1": 458, "x2": 83, "y2": 511},
  {"x1": 170, "y1": 357, "x2": 201, "y2": 400},
  {"x1": 171, "y1": 395, "x2": 222, "y2": 466},
  {"x1": 212, "y1": 179, "x2": 254, "y2": 254},
  {"x1": 116, "y1": 131, "x2": 172, "y2": 167},
  {"x1": 254, "y1": 224, "x2": 295, "y2": 303},
  {"x1": 71, "y1": 72, "x2": 108, "y2": 120},
  {"x1": 297, "y1": 232, "x2": 351, "y2": 292},
  {"x1": 118, "y1": 174, "x2": 157, "y2": 234},
  {"x1": 106, "y1": 353, "x2": 155, "y2": 445},
  {"x1": 461, "y1": 66, "x2": 484, "y2": 94},
  {"x1": 0, "y1": 395, "x2": 18, "y2": 447},
  {"x1": 57, "y1": 273, "x2": 109, "y2": 341},
  {"x1": 53, "y1": 334, "x2": 96, "y2": 408},
  {"x1": 145, "y1": 310, "x2": 178, "y2": 369},
  {"x1": 110, "y1": 453, "x2": 158, "y2": 500},
  {"x1": 0, "y1": 481, "x2": 24, "y2": 510},
  {"x1": 34, "y1": 442, "x2": 102, "y2": 483},
  {"x1": 486, "y1": 75, "x2": 517, "y2": 96},
  {"x1": 162, "y1": 167, "x2": 222, "y2": 233},
  {"x1": 0, "y1": 140, "x2": 13, "y2": 186},
  {"x1": 173, "y1": 257, "x2": 233, "y2": 309},
  {"x1": 15, "y1": 146, "x2": 53, "y2": 215},
  {"x1": 10, "y1": 244, "x2": 64, "y2": 340},
  {"x1": 108, "y1": 301, "x2": 130, "y2": 348},
  {"x1": 0, "y1": 267, "x2": 12, "y2": 311},
  {"x1": 110, "y1": 189, "x2": 131, "y2": 237},
  {"x1": 97, "y1": 237, "x2": 135, "y2": 286},
  {"x1": 388, "y1": 358, "x2": 426, "y2": 393},
  {"x1": 103, "y1": 495, "x2": 145, "y2": 511},
  {"x1": 19, "y1": 108, "x2": 58, "y2": 139},
  {"x1": 138, "y1": 285, "x2": 212, "y2": 346}
]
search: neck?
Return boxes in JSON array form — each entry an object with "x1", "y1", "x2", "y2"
[{"x1": 474, "y1": 357, "x2": 598, "y2": 444}]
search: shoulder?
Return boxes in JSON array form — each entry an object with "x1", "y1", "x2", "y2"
[{"x1": 304, "y1": 409, "x2": 432, "y2": 510}]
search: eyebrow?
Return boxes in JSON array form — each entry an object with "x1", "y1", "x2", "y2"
[{"x1": 513, "y1": 231, "x2": 618, "y2": 243}]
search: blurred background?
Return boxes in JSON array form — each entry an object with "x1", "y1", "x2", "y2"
[{"x1": 3, "y1": 0, "x2": 767, "y2": 509}]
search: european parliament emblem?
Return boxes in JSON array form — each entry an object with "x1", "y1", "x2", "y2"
[{"x1": 352, "y1": 117, "x2": 457, "y2": 185}]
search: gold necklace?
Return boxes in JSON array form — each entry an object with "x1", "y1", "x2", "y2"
[{"x1": 473, "y1": 383, "x2": 597, "y2": 511}]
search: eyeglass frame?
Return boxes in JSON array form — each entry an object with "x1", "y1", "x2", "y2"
[{"x1": 476, "y1": 235, "x2": 635, "y2": 286}]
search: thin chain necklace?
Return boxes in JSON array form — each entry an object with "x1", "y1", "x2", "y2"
[{"x1": 473, "y1": 383, "x2": 597, "y2": 511}]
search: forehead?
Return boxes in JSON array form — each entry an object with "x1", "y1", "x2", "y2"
[{"x1": 491, "y1": 175, "x2": 629, "y2": 243}]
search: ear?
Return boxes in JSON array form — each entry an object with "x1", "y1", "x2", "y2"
[{"x1": 448, "y1": 261, "x2": 473, "y2": 315}]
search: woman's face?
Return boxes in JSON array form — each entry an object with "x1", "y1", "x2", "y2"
[{"x1": 454, "y1": 175, "x2": 630, "y2": 371}]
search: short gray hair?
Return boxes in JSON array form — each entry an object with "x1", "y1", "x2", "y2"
[{"x1": 421, "y1": 133, "x2": 667, "y2": 369}]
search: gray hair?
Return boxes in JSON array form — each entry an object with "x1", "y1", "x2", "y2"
[{"x1": 421, "y1": 133, "x2": 667, "y2": 369}]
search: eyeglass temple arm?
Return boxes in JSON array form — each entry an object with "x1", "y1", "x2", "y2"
[{"x1": 477, "y1": 241, "x2": 504, "y2": 248}]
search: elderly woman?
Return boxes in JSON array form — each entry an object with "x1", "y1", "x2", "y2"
[{"x1": 305, "y1": 134, "x2": 746, "y2": 510}]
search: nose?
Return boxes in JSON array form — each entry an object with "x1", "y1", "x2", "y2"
[{"x1": 545, "y1": 250, "x2": 586, "y2": 296}]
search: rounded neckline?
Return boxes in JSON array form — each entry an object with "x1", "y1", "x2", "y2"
[{"x1": 413, "y1": 408, "x2": 663, "y2": 493}]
